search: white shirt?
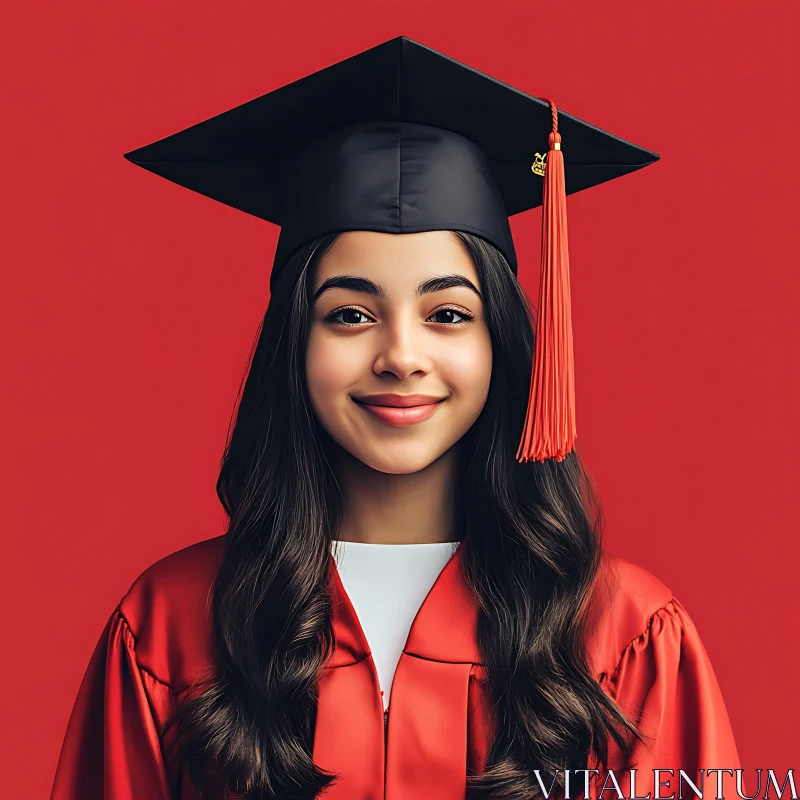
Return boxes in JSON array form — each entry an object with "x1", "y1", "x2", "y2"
[{"x1": 330, "y1": 539, "x2": 461, "y2": 711}]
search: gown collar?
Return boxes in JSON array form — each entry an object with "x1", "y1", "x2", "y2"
[
  {"x1": 325, "y1": 540, "x2": 482, "y2": 667},
  {"x1": 314, "y1": 540, "x2": 489, "y2": 798}
]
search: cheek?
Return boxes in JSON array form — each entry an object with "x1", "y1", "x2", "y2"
[
  {"x1": 438, "y1": 335, "x2": 493, "y2": 402},
  {"x1": 306, "y1": 330, "x2": 368, "y2": 400}
]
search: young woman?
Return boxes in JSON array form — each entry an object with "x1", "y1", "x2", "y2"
[{"x1": 50, "y1": 37, "x2": 740, "y2": 800}]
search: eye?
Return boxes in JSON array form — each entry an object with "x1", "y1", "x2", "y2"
[
  {"x1": 324, "y1": 306, "x2": 375, "y2": 327},
  {"x1": 427, "y1": 307, "x2": 475, "y2": 326}
]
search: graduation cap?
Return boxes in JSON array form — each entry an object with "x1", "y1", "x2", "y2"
[{"x1": 123, "y1": 36, "x2": 659, "y2": 464}]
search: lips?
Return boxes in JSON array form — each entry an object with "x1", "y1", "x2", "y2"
[{"x1": 351, "y1": 393, "x2": 446, "y2": 427}]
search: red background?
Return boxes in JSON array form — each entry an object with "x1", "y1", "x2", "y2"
[{"x1": 2, "y1": 0, "x2": 798, "y2": 795}]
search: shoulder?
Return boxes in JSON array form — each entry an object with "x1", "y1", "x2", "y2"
[
  {"x1": 118, "y1": 534, "x2": 226, "y2": 690},
  {"x1": 584, "y1": 550, "x2": 675, "y2": 678}
]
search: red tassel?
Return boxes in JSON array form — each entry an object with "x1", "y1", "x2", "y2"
[{"x1": 516, "y1": 101, "x2": 577, "y2": 463}]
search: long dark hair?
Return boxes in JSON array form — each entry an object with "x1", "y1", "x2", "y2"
[{"x1": 160, "y1": 231, "x2": 642, "y2": 799}]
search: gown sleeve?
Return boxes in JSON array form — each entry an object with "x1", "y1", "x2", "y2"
[
  {"x1": 600, "y1": 597, "x2": 741, "y2": 797},
  {"x1": 50, "y1": 605, "x2": 174, "y2": 800}
]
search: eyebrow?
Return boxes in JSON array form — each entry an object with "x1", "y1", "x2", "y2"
[{"x1": 312, "y1": 273, "x2": 482, "y2": 302}]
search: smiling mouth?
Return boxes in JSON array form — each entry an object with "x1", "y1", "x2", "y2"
[{"x1": 351, "y1": 396, "x2": 446, "y2": 427}]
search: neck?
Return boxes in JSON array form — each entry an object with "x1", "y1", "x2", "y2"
[{"x1": 331, "y1": 446, "x2": 460, "y2": 544}]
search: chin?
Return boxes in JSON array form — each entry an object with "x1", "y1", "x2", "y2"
[{"x1": 350, "y1": 442, "x2": 448, "y2": 475}]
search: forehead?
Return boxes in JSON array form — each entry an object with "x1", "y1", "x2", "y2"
[{"x1": 313, "y1": 230, "x2": 479, "y2": 289}]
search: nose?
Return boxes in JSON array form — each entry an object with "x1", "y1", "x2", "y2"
[{"x1": 371, "y1": 312, "x2": 434, "y2": 381}]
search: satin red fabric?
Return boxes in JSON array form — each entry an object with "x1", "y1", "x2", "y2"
[{"x1": 50, "y1": 536, "x2": 740, "y2": 799}]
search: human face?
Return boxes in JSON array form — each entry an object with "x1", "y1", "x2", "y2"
[{"x1": 306, "y1": 230, "x2": 493, "y2": 475}]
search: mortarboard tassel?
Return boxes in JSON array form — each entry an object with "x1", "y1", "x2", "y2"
[{"x1": 516, "y1": 100, "x2": 577, "y2": 463}]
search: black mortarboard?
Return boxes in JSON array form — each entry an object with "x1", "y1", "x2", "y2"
[{"x1": 123, "y1": 36, "x2": 659, "y2": 463}]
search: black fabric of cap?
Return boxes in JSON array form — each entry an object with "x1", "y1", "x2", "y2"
[{"x1": 123, "y1": 36, "x2": 660, "y2": 288}]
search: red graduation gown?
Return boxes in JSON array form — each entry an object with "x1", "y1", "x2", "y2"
[{"x1": 50, "y1": 536, "x2": 740, "y2": 799}]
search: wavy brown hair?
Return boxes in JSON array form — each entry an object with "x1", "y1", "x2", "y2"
[{"x1": 160, "y1": 231, "x2": 643, "y2": 799}]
